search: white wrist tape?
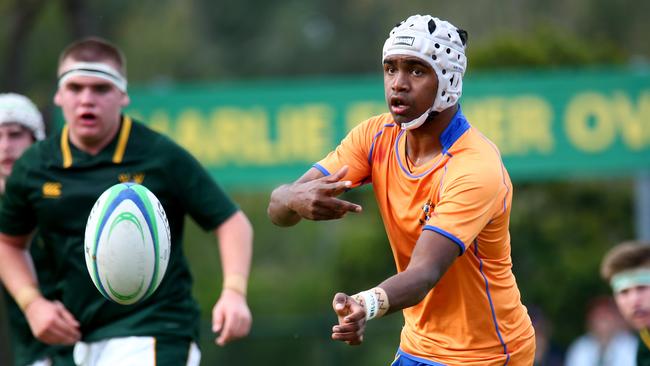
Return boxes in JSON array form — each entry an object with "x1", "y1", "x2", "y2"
[{"x1": 356, "y1": 289, "x2": 380, "y2": 320}]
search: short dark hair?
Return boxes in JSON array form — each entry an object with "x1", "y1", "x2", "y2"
[
  {"x1": 601, "y1": 241, "x2": 650, "y2": 282},
  {"x1": 58, "y1": 37, "x2": 126, "y2": 77}
]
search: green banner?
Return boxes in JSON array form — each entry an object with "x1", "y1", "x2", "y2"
[{"x1": 122, "y1": 68, "x2": 650, "y2": 187}]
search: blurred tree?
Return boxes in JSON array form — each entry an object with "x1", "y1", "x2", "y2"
[
  {"x1": 1, "y1": 0, "x2": 96, "y2": 92},
  {"x1": 511, "y1": 180, "x2": 634, "y2": 346},
  {"x1": 60, "y1": 0, "x2": 92, "y2": 36},
  {"x1": 1, "y1": 0, "x2": 47, "y2": 91},
  {"x1": 469, "y1": 25, "x2": 625, "y2": 70}
]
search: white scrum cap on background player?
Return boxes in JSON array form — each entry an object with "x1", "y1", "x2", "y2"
[
  {"x1": 0, "y1": 93, "x2": 45, "y2": 140},
  {"x1": 383, "y1": 15, "x2": 468, "y2": 130}
]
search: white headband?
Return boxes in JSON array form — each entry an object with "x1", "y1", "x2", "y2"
[
  {"x1": 58, "y1": 62, "x2": 127, "y2": 92},
  {"x1": 611, "y1": 268, "x2": 650, "y2": 293}
]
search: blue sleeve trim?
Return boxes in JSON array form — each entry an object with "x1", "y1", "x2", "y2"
[
  {"x1": 367, "y1": 130, "x2": 384, "y2": 165},
  {"x1": 312, "y1": 163, "x2": 330, "y2": 176},
  {"x1": 423, "y1": 225, "x2": 466, "y2": 254}
]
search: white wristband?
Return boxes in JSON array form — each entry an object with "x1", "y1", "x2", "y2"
[{"x1": 356, "y1": 289, "x2": 379, "y2": 320}]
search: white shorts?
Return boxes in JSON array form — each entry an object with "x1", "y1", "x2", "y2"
[{"x1": 73, "y1": 336, "x2": 200, "y2": 366}]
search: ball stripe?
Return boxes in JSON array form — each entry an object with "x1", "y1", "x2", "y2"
[
  {"x1": 130, "y1": 184, "x2": 161, "y2": 298},
  {"x1": 90, "y1": 185, "x2": 125, "y2": 301}
]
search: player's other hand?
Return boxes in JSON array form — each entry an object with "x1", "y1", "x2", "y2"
[
  {"x1": 289, "y1": 166, "x2": 362, "y2": 221},
  {"x1": 25, "y1": 297, "x2": 81, "y2": 345},
  {"x1": 212, "y1": 289, "x2": 252, "y2": 346},
  {"x1": 331, "y1": 292, "x2": 366, "y2": 346}
]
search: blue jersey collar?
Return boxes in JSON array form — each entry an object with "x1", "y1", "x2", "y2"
[{"x1": 439, "y1": 105, "x2": 470, "y2": 154}]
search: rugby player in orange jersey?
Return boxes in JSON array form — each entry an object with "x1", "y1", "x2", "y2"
[{"x1": 268, "y1": 14, "x2": 535, "y2": 366}]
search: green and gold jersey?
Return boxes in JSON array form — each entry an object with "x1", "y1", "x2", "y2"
[
  {"x1": 0, "y1": 116, "x2": 238, "y2": 342},
  {"x1": 639, "y1": 329, "x2": 650, "y2": 366}
]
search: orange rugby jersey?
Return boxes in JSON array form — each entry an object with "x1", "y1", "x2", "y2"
[{"x1": 315, "y1": 107, "x2": 534, "y2": 365}]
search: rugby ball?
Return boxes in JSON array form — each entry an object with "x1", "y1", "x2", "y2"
[{"x1": 84, "y1": 183, "x2": 171, "y2": 305}]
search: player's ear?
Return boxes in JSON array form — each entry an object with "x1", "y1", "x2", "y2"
[
  {"x1": 120, "y1": 93, "x2": 130, "y2": 108},
  {"x1": 53, "y1": 89, "x2": 63, "y2": 106}
]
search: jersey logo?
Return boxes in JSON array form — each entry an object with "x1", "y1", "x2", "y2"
[
  {"x1": 419, "y1": 200, "x2": 433, "y2": 225},
  {"x1": 42, "y1": 182, "x2": 62, "y2": 198},
  {"x1": 118, "y1": 172, "x2": 145, "y2": 184}
]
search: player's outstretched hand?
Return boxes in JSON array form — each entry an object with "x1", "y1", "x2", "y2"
[
  {"x1": 25, "y1": 298, "x2": 80, "y2": 345},
  {"x1": 212, "y1": 289, "x2": 252, "y2": 346},
  {"x1": 331, "y1": 292, "x2": 366, "y2": 346},
  {"x1": 289, "y1": 166, "x2": 362, "y2": 221}
]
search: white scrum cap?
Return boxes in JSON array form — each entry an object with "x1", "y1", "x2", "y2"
[
  {"x1": 0, "y1": 93, "x2": 45, "y2": 140},
  {"x1": 383, "y1": 15, "x2": 468, "y2": 129}
]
